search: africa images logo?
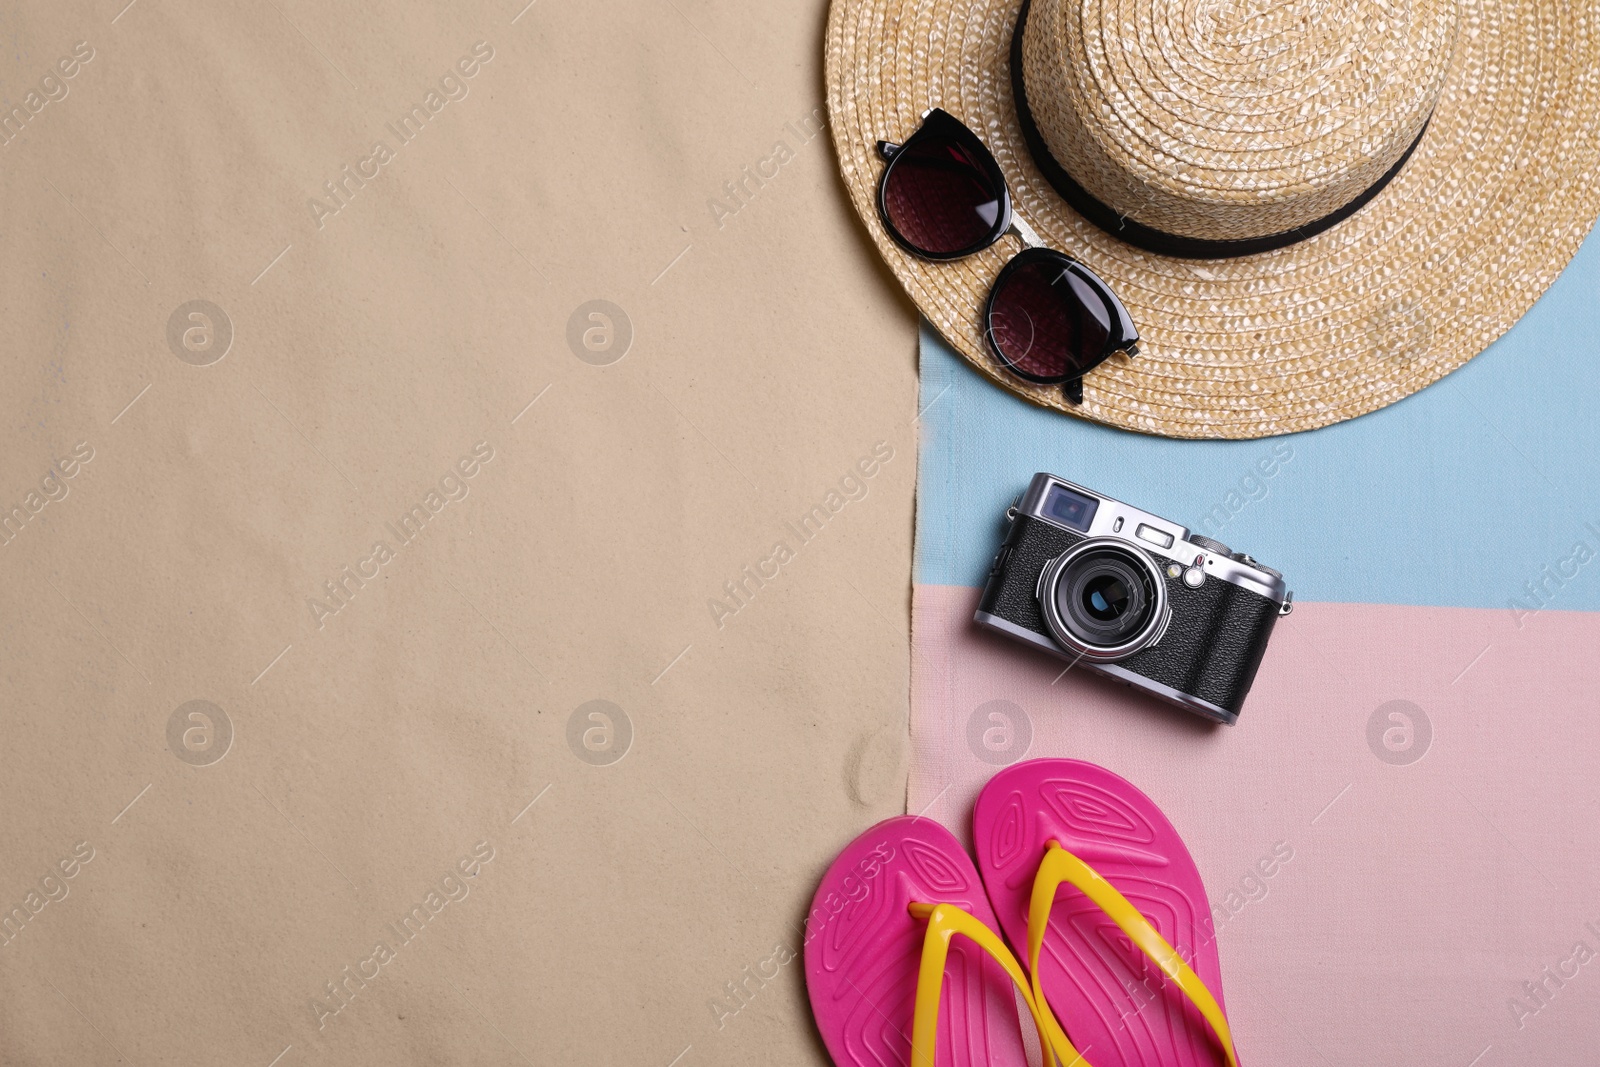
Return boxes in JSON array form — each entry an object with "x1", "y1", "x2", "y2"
[
  {"x1": 0, "y1": 441, "x2": 94, "y2": 549},
  {"x1": 305, "y1": 41, "x2": 495, "y2": 231},
  {"x1": 706, "y1": 442, "x2": 893, "y2": 629},
  {"x1": 308, "y1": 841, "x2": 496, "y2": 1031},
  {"x1": 0, "y1": 40, "x2": 95, "y2": 149},
  {"x1": 305, "y1": 441, "x2": 496, "y2": 629},
  {"x1": 0, "y1": 841, "x2": 95, "y2": 950}
]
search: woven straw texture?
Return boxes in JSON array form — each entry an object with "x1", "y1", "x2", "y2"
[
  {"x1": 826, "y1": 0, "x2": 1600, "y2": 438},
  {"x1": 1022, "y1": 0, "x2": 1456, "y2": 241}
]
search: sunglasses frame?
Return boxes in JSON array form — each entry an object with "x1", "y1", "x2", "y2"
[{"x1": 875, "y1": 108, "x2": 1138, "y2": 404}]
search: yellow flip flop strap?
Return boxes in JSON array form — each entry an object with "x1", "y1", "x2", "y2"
[
  {"x1": 907, "y1": 901, "x2": 1090, "y2": 1067},
  {"x1": 1026, "y1": 844, "x2": 1239, "y2": 1067}
]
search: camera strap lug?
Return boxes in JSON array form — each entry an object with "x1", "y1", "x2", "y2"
[{"x1": 1279, "y1": 591, "x2": 1294, "y2": 616}]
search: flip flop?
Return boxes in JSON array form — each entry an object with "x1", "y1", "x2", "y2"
[
  {"x1": 973, "y1": 760, "x2": 1242, "y2": 1067},
  {"x1": 804, "y1": 815, "x2": 1083, "y2": 1067}
]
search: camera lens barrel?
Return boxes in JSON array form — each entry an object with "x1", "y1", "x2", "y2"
[{"x1": 1038, "y1": 538, "x2": 1170, "y2": 662}]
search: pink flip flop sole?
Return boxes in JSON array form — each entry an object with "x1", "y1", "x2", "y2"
[
  {"x1": 804, "y1": 816, "x2": 1030, "y2": 1067},
  {"x1": 973, "y1": 760, "x2": 1236, "y2": 1067}
]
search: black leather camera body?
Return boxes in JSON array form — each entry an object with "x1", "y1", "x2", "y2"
[{"x1": 976, "y1": 473, "x2": 1292, "y2": 724}]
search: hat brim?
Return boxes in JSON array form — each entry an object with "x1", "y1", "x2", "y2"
[{"x1": 826, "y1": 0, "x2": 1600, "y2": 438}]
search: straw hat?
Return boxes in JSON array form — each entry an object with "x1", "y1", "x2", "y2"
[{"x1": 826, "y1": 0, "x2": 1600, "y2": 438}]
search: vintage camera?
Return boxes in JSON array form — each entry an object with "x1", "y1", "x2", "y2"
[{"x1": 975, "y1": 473, "x2": 1292, "y2": 724}]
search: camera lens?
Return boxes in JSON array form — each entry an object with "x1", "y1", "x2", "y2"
[
  {"x1": 1060, "y1": 551, "x2": 1151, "y2": 644},
  {"x1": 1083, "y1": 574, "x2": 1130, "y2": 620},
  {"x1": 1038, "y1": 539, "x2": 1168, "y2": 661}
]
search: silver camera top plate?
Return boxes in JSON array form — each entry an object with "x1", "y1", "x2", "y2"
[{"x1": 1017, "y1": 473, "x2": 1290, "y2": 604}]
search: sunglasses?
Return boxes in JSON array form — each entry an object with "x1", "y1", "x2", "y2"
[{"x1": 876, "y1": 109, "x2": 1138, "y2": 405}]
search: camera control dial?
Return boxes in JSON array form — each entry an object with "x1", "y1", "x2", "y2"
[
  {"x1": 1188, "y1": 534, "x2": 1232, "y2": 556},
  {"x1": 1231, "y1": 552, "x2": 1283, "y2": 579}
]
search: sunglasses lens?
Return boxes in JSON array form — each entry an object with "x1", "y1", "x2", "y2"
[
  {"x1": 882, "y1": 136, "x2": 1005, "y2": 256},
  {"x1": 987, "y1": 256, "x2": 1113, "y2": 380}
]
